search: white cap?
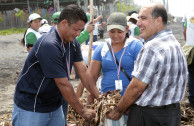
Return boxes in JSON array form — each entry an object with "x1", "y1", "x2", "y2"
[
  {"x1": 41, "y1": 19, "x2": 48, "y2": 25},
  {"x1": 27, "y1": 13, "x2": 42, "y2": 23},
  {"x1": 127, "y1": 13, "x2": 138, "y2": 21}
]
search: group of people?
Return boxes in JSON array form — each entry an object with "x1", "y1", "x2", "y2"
[{"x1": 12, "y1": 2, "x2": 189, "y2": 126}]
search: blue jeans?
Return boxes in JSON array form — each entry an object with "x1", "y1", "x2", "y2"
[
  {"x1": 62, "y1": 98, "x2": 68, "y2": 126},
  {"x1": 188, "y1": 67, "x2": 194, "y2": 105},
  {"x1": 85, "y1": 35, "x2": 98, "y2": 45},
  {"x1": 12, "y1": 103, "x2": 65, "y2": 126}
]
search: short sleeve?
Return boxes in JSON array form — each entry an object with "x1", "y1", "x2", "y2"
[
  {"x1": 72, "y1": 40, "x2": 84, "y2": 62},
  {"x1": 134, "y1": 27, "x2": 140, "y2": 36},
  {"x1": 132, "y1": 41, "x2": 143, "y2": 59},
  {"x1": 92, "y1": 43, "x2": 104, "y2": 61},
  {"x1": 26, "y1": 32, "x2": 37, "y2": 45},
  {"x1": 184, "y1": 20, "x2": 187, "y2": 27},
  {"x1": 36, "y1": 41, "x2": 67, "y2": 78},
  {"x1": 76, "y1": 30, "x2": 90, "y2": 44}
]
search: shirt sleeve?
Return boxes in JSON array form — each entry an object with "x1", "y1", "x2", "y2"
[
  {"x1": 76, "y1": 30, "x2": 90, "y2": 44},
  {"x1": 36, "y1": 40, "x2": 67, "y2": 78},
  {"x1": 132, "y1": 40, "x2": 143, "y2": 59},
  {"x1": 134, "y1": 27, "x2": 140, "y2": 36},
  {"x1": 132, "y1": 47, "x2": 161, "y2": 84},
  {"x1": 92, "y1": 43, "x2": 104, "y2": 61},
  {"x1": 26, "y1": 32, "x2": 37, "y2": 45},
  {"x1": 184, "y1": 20, "x2": 187, "y2": 27},
  {"x1": 72, "y1": 39, "x2": 84, "y2": 62}
]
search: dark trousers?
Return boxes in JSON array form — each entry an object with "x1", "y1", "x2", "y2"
[
  {"x1": 127, "y1": 103, "x2": 181, "y2": 126},
  {"x1": 188, "y1": 66, "x2": 194, "y2": 105}
]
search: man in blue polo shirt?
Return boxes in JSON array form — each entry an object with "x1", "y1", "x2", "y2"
[{"x1": 12, "y1": 5, "x2": 100, "y2": 126}]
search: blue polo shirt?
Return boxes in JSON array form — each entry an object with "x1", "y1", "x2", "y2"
[{"x1": 14, "y1": 26, "x2": 83, "y2": 113}]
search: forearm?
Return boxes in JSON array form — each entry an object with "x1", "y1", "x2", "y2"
[
  {"x1": 55, "y1": 79, "x2": 84, "y2": 115},
  {"x1": 80, "y1": 71, "x2": 100, "y2": 99},
  {"x1": 116, "y1": 77, "x2": 147, "y2": 112},
  {"x1": 184, "y1": 27, "x2": 186, "y2": 41}
]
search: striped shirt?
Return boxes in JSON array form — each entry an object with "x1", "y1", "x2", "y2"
[{"x1": 132, "y1": 29, "x2": 188, "y2": 106}]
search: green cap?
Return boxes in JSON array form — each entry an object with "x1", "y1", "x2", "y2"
[
  {"x1": 52, "y1": 12, "x2": 61, "y2": 24},
  {"x1": 107, "y1": 12, "x2": 127, "y2": 31}
]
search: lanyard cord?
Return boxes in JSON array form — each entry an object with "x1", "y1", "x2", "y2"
[
  {"x1": 65, "y1": 43, "x2": 70, "y2": 80},
  {"x1": 111, "y1": 43, "x2": 127, "y2": 80}
]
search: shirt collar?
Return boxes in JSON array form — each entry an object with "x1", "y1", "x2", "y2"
[{"x1": 145, "y1": 29, "x2": 172, "y2": 42}]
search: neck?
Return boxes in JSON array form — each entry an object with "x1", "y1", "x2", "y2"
[
  {"x1": 56, "y1": 25, "x2": 68, "y2": 43},
  {"x1": 111, "y1": 39, "x2": 126, "y2": 53}
]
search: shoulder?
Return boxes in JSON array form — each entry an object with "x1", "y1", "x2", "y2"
[{"x1": 126, "y1": 36, "x2": 143, "y2": 47}]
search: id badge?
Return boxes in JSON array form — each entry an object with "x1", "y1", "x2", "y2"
[{"x1": 115, "y1": 80, "x2": 123, "y2": 91}]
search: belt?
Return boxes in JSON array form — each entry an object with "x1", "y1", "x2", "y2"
[
  {"x1": 134, "y1": 103, "x2": 179, "y2": 109},
  {"x1": 146, "y1": 103, "x2": 179, "y2": 109}
]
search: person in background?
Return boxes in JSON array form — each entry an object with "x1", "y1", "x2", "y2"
[
  {"x1": 107, "y1": 3, "x2": 188, "y2": 126},
  {"x1": 85, "y1": 6, "x2": 102, "y2": 45},
  {"x1": 12, "y1": 5, "x2": 99, "y2": 126},
  {"x1": 87, "y1": 12, "x2": 143, "y2": 125},
  {"x1": 182, "y1": 13, "x2": 187, "y2": 30},
  {"x1": 51, "y1": 11, "x2": 61, "y2": 26},
  {"x1": 20, "y1": 13, "x2": 42, "y2": 52},
  {"x1": 51, "y1": 11, "x2": 102, "y2": 44},
  {"x1": 38, "y1": 19, "x2": 52, "y2": 35},
  {"x1": 183, "y1": 8, "x2": 194, "y2": 108},
  {"x1": 127, "y1": 13, "x2": 140, "y2": 39},
  {"x1": 128, "y1": 10, "x2": 137, "y2": 16}
]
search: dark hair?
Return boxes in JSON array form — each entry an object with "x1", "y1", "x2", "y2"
[
  {"x1": 126, "y1": 32, "x2": 129, "y2": 38},
  {"x1": 128, "y1": 10, "x2": 137, "y2": 16},
  {"x1": 151, "y1": 5, "x2": 168, "y2": 25},
  {"x1": 21, "y1": 25, "x2": 31, "y2": 46},
  {"x1": 129, "y1": 18, "x2": 137, "y2": 24},
  {"x1": 58, "y1": 4, "x2": 88, "y2": 25}
]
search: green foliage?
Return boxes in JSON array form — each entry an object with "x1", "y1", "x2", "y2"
[
  {"x1": 116, "y1": 0, "x2": 139, "y2": 14},
  {"x1": 0, "y1": 17, "x2": 4, "y2": 23},
  {"x1": 0, "y1": 28, "x2": 26, "y2": 35},
  {"x1": 15, "y1": 9, "x2": 24, "y2": 20}
]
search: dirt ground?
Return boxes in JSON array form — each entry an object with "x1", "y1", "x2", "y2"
[{"x1": 0, "y1": 20, "x2": 194, "y2": 126}]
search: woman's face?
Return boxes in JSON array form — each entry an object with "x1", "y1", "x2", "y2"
[
  {"x1": 30, "y1": 18, "x2": 41, "y2": 31},
  {"x1": 108, "y1": 27, "x2": 128, "y2": 44}
]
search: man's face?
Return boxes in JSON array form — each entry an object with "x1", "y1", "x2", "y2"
[
  {"x1": 137, "y1": 7, "x2": 157, "y2": 40},
  {"x1": 61, "y1": 20, "x2": 85, "y2": 42}
]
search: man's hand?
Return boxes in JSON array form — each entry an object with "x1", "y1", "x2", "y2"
[
  {"x1": 81, "y1": 107, "x2": 96, "y2": 120},
  {"x1": 106, "y1": 106, "x2": 123, "y2": 120},
  {"x1": 86, "y1": 22, "x2": 95, "y2": 33}
]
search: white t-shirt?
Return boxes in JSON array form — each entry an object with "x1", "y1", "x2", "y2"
[
  {"x1": 38, "y1": 24, "x2": 52, "y2": 35},
  {"x1": 185, "y1": 10, "x2": 194, "y2": 46}
]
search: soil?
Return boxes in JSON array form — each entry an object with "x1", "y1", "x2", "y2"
[{"x1": 0, "y1": 20, "x2": 193, "y2": 126}]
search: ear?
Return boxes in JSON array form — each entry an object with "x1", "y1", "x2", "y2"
[
  {"x1": 61, "y1": 19, "x2": 69, "y2": 26},
  {"x1": 156, "y1": 16, "x2": 162, "y2": 25},
  {"x1": 126, "y1": 25, "x2": 129, "y2": 31}
]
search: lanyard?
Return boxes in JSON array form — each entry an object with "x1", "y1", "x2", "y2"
[
  {"x1": 111, "y1": 43, "x2": 127, "y2": 80},
  {"x1": 63, "y1": 43, "x2": 70, "y2": 80},
  {"x1": 56, "y1": 26, "x2": 71, "y2": 79}
]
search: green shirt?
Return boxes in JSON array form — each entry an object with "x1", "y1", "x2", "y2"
[
  {"x1": 76, "y1": 30, "x2": 90, "y2": 44},
  {"x1": 26, "y1": 32, "x2": 37, "y2": 45}
]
